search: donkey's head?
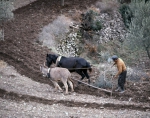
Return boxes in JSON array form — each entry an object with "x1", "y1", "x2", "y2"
[{"x1": 40, "y1": 66, "x2": 49, "y2": 77}]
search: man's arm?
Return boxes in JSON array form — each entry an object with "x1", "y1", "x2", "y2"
[
  {"x1": 114, "y1": 64, "x2": 122, "y2": 79},
  {"x1": 111, "y1": 62, "x2": 116, "y2": 68}
]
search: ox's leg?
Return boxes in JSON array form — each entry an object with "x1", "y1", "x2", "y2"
[
  {"x1": 68, "y1": 79, "x2": 74, "y2": 92},
  {"x1": 83, "y1": 69, "x2": 90, "y2": 84},
  {"x1": 76, "y1": 70, "x2": 85, "y2": 84}
]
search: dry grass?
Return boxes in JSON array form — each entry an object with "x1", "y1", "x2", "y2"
[
  {"x1": 39, "y1": 15, "x2": 72, "y2": 49},
  {"x1": 71, "y1": 10, "x2": 82, "y2": 22},
  {"x1": 88, "y1": 5, "x2": 100, "y2": 14},
  {"x1": 85, "y1": 43, "x2": 97, "y2": 54},
  {"x1": 96, "y1": 0, "x2": 119, "y2": 14},
  {"x1": 0, "y1": 60, "x2": 7, "y2": 68}
]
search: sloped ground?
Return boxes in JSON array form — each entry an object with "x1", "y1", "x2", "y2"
[
  {"x1": 0, "y1": 62, "x2": 149, "y2": 117},
  {"x1": 0, "y1": 0, "x2": 150, "y2": 117}
]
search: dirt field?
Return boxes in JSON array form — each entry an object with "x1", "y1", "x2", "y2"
[
  {"x1": 0, "y1": 0, "x2": 150, "y2": 117},
  {"x1": 0, "y1": 61, "x2": 150, "y2": 117}
]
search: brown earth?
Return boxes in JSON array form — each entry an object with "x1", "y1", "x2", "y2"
[
  {"x1": 0, "y1": 0, "x2": 150, "y2": 116},
  {"x1": 0, "y1": 61, "x2": 149, "y2": 117}
]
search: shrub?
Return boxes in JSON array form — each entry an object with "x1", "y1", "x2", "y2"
[
  {"x1": 94, "y1": 74, "x2": 114, "y2": 89},
  {"x1": 85, "y1": 43, "x2": 97, "y2": 54},
  {"x1": 81, "y1": 10, "x2": 95, "y2": 31},
  {"x1": 81, "y1": 10, "x2": 102, "y2": 31},
  {"x1": 0, "y1": 1, "x2": 14, "y2": 20},
  {"x1": 119, "y1": 3, "x2": 133, "y2": 28},
  {"x1": 71, "y1": 10, "x2": 82, "y2": 22},
  {"x1": 123, "y1": 0, "x2": 150, "y2": 63},
  {"x1": 92, "y1": 20, "x2": 102, "y2": 31},
  {"x1": 89, "y1": 45, "x2": 97, "y2": 54},
  {"x1": 96, "y1": 1, "x2": 119, "y2": 14},
  {"x1": 0, "y1": 0, "x2": 14, "y2": 40},
  {"x1": 118, "y1": 0, "x2": 131, "y2": 4},
  {"x1": 39, "y1": 15, "x2": 72, "y2": 49}
]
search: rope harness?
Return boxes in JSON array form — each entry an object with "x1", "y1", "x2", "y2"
[
  {"x1": 56, "y1": 56, "x2": 62, "y2": 66},
  {"x1": 47, "y1": 68, "x2": 51, "y2": 78},
  {"x1": 51, "y1": 56, "x2": 114, "y2": 96}
]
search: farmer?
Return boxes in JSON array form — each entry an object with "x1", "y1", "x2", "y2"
[{"x1": 111, "y1": 55, "x2": 127, "y2": 93}]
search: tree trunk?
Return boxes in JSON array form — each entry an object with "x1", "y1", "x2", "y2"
[
  {"x1": 143, "y1": 39, "x2": 150, "y2": 60},
  {"x1": 145, "y1": 47, "x2": 150, "y2": 60},
  {"x1": 0, "y1": 21, "x2": 4, "y2": 41},
  {"x1": 61, "y1": 0, "x2": 64, "y2": 6}
]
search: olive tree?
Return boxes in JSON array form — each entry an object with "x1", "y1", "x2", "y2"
[
  {"x1": 0, "y1": 0, "x2": 14, "y2": 40},
  {"x1": 124, "y1": 0, "x2": 150, "y2": 60}
]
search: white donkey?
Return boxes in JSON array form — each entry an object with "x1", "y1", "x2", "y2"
[{"x1": 40, "y1": 66, "x2": 74, "y2": 94}]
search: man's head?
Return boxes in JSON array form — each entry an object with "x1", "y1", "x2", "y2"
[{"x1": 112, "y1": 55, "x2": 118, "y2": 62}]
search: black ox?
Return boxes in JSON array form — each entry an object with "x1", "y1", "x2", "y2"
[{"x1": 46, "y1": 54, "x2": 92, "y2": 84}]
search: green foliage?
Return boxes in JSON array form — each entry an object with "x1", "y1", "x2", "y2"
[
  {"x1": 124, "y1": 0, "x2": 150, "y2": 61},
  {"x1": 0, "y1": 0, "x2": 14, "y2": 40},
  {"x1": 0, "y1": 0, "x2": 14, "y2": 21},
  {"x1": 81, "y1": 10, "x2": 102, "y2": 31},
  {"x1": 81, "y1": 10, "x2": 94, "y2": 31},
  {"x1": 94, "y1": 75, "x2": 114, "y2": 89},
  {"x1": 119, "y1": 3, "x2": 133, "y2": 28},
  {"x1": 118, "y1": 0, "x2": 131, "y2": 4},
  {"x1": 145, "y1": 0, "x2": 150, "y2": 3},
  {"x1": 118, "y1": 0, "x2": 150, "y2": 4},
  {"x1": 92, "y1": 20, "x2": 102, "y2": 31}
]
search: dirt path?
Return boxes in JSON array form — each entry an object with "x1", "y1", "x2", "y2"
[
  {"x1": 0, "y1": 61, "x2": 150, "y2": 117},
  {"x1": 0, "y1": 98, "x2": 149, "y2": 118}
]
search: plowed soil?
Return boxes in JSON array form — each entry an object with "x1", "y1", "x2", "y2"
[{"x1": 0, "y1": 0, "x2": 150, "y2": 116}]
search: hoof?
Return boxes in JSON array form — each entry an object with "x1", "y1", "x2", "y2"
[
  {"x1": 88, "y1": 80, "x2": 91, "y2": 84},
  {"x1": 58, "y1": 90, "x2": 63, "y2": 93},
  {"x1": 64, "y1": 93, "x2": 69, "y2": 95},
  {"x1": 78, "y1": 81, "x2": 81, "y2": 84}
]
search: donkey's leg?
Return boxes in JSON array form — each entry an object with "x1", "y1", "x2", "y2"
[
  {"x1": 52, "y1": 81, "x2": 63, "y2": 92},
  {"x1": 61, "y1": 78, "x2": 68, "y2": 94},
  {"x1": 67, "y1": 79, "x2": 74, "y2": 92},
  {"x1": 76, "y1": 70, "x2": 85, "y2": 84},
  {"x1": 83, "y1": 69, "x2": 90, "y2": 84},
  {"x1": 52, "y1": 81, "x2": 58, "y2": 90}
]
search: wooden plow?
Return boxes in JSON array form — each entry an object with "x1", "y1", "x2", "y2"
[{"x1": 72, "y1": 75, "x2": 114, "y2": 96}]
